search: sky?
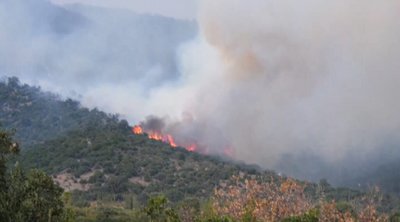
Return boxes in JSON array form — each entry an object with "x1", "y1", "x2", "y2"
[{"x1": 51, "y1": 0, "x2": 198, "y2": 19}]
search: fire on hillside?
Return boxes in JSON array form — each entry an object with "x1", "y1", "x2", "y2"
[
  {"x1": 132, "y1": 125, "x2": 198, "y2": 152},
  {"x1": 131, "y1": 123, "x2": 235, "y2": 157}
]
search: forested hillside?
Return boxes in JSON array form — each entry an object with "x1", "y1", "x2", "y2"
[
  {"x1": 21, "y1": 116, "x2": 269, "y2": 205},
  {"x1": 0, "y1": 77, "x2": 273, "y2": 204},
  {"x1": 0, "y1": 77, "x2": 120, "y2": 147},
  {"x1": 0, "y1": 0, "x2": 197, "y2": 97},
  {"x1": 2, "y1": 77, "x2": 400, "y2": 221}
]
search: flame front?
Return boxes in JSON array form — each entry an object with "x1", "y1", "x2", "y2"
[
  {"x1": 166, "y1": 135, "x2": 177, "y2": 147},
  {"x1": 131, "y1": 125, "x2": 235, "y2": 158},
  {"x1": 148, "y1": 132, "x2": 163, "y2": 141},
  {"x1": 132, "y1": 125, "x2": 183, "y2": 150},
  {"x1": 187, "y1": 144, "x2": 197, "y2": 152},
  {"x1": 132, "y1": 125, "x2": 143, "y2": 134}
]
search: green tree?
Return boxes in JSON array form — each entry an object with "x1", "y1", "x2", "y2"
[
  {"x1": 282, "y1": 209, "x2": 319, "y2": 222},
  {"x1": 144, "y1": 195, "x2": 180, "y2": 222},
  {"x1": 0, "y1": 129, "x2": 20, "y2": 221},
  {"x1": 21, "y1": 169, "x2": 65, "y2": 221},
  {"x1": 0, "y1": 129, "x2": 19, "y2": 185},
  {"x1": 0, "y1": 129, "x2": 67, "y2": 222}
]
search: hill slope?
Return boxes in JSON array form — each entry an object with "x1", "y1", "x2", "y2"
[
  {"x1": 1, "y1": 77, "x2": 398, "y2": 210},
  {"x1": 0, "y1": 0, "x2": 197, "y2": 102},
  {"x1": 0, "y1": 77, "x2": 120, "y2": 147},
  {"x1": 0, "y1": 77, "x2": 273, "y2": 205},
  {"x1": 21, "y1": 116, "x2": 268, "y2": 204}
]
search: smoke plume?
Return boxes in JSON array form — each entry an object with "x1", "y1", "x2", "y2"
[
  {"x1": 0, "y1": 0, "x2": 196, "y2": 122},
  {"x1": 2, "y1": 0, "x2": 400, "y2": 185},
  {"x1": 177, "y1": 0, "x2": 400, "y2": 183}
]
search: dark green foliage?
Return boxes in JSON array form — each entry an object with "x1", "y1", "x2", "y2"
[
  {"x1": 390, "y1": 212, "x2": 400, "y2": 222},
  {"x1": 0, "y1": 77, "x2": 380, "y2": 208},
  {"x1": 143, "y1": 195, "x2": 180, "y2": 222},
  {"x1": 282, "y1": 209, "x2": 319, "y2": 222},
  {"x1": 96, "y1": 208, "x2": 122, "y2": 222},
  {"x1": 88, "y1": 171, "x2": 105, "y2": 184},
  {"x1": 0, "y1": 128, "x2": 19, "y2": 187},
  {"x1": 193, "y1": 201, "x2": 235, "y2": 222},
  {"x1": 19, "y1": 108, "x2": 268, "y2": 205},
  {"x1": 2, "y1": 77, "x2": 398, "y2": 215},
  {"x1": 0, "y1": 77, "x2": 125, "y2": 148},
  {"x1": 336, "y1": 201, "x2": 355, "y2": 216},
  {"x1": 16, "y1": 169, "x2": 65, "y2": 222},
  {"x1": 0, "y1": 128, "x2": 66, "y2": 222}
]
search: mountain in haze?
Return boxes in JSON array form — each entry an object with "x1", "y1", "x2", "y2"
[
  {"x1": 0, "y1": 77, "x2": 272, "y2": 204},
  {"x1": 1, "y1": 77, "x2": 380, "y2": 209},
  {"x1": 0, "y1": 0, "x2": 197, "y2": 98}
]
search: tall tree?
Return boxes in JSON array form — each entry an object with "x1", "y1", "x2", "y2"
[{"x1": 0, "y1": 129, "x2": 67, "y2": 222}]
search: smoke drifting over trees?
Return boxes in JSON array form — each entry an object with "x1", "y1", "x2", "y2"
[
  {"x1": 190, "y1": 0, "x2": 400, "y2": 184},
  {"x1": 0, "y1": 0, "x2": 197, "y2": 121},
  {"x1": 2, "y1": 0, "x2": 400, "y2": 187}
]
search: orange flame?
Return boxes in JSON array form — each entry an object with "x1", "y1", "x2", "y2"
[
  {"x1": 131, "y1": 125, "x2": 234, "y2": 157},
  {"x1": 148, "y1": 131, "x2": 163, "y2": 141},
  {"x1": 187, "y1": 144, "x2": 197, "y2": 152},
  {"x1": 132, "y1": 126, "x2": 179, "y2": 149},
  {"x1": 166, "y1": 135, "x2": 177, "y2": 147},
  {"x1": 132, "y1": 125, "x2": 143, "y2": 134}
]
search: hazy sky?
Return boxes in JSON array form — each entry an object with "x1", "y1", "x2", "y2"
[
  {"x1": 51, "y1": 0, "x2": 198, "y2": 19},
  {"x1": 4, "y1": 0, "x2": 400, "y2": 186}
]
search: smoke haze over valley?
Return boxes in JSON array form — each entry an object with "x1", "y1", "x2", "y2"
[{"x1": 2, "y1": 0, "x2": 400, "y2": 189}]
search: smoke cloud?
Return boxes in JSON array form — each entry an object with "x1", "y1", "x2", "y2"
[
  {"x1": 186, "y1": 0, "x2": 400, "y2": 183},
  {"x1": 2, "y1": 0, "x2": 400, "y2": 186},
  {"x1": 51, "y1": 0, "x2": 198, "y2": 20},
  {"x1": 0, "y1": 0, "x2": 196, "y2": 122}
]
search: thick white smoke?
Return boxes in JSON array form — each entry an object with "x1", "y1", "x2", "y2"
[
  {"x1": 170, "y1": 0, "x2": 400, "y2": 181},
  {"x1": 0, "y1": 0, "x2": 196, "y2": 123},
  {"x1": 3, "y1": 0, "x2": 400, "y2": 184}
]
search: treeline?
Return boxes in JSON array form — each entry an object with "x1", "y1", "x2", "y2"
[
  {"x1": 0, "y1": 129, "x2": 73, "y2": 222},
  {"x1": 0, "y1": 76, "x2": 124, "y2": 148},
  {"x1": 1, "y1": 77, "x2": 268, "y2": 205},
  {"x1": 1, "y1": 77, "x2": 400, "y2": 221},
  {"x1": 3, "y1": 125, "x2": 399, "y2": 222},
  {"x1": 2, "y1": 126, "x2": 399, "y2": 221}
]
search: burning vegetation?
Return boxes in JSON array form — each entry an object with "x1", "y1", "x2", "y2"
[
  {"x1": 131, "y1": 123, "x2": 235, "y2": 156},
  {"x1": 132, "y1": 125, "x2": 196, "y2": 152},
  {"x1": 131, "y1": 115, "x2": 235, "y2": 156}
]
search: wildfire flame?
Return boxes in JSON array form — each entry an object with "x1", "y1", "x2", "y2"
[
  {"x1": 187, "y1": 144, "x2": 197, "y2": 152},
  {"x1": 166, "y1": 135, "x2": 177, "y2": 147},
  {"x1": 132, "y1": 125, "x2": 188, "y2": 150},
  {"x1": 131, "y1": 125, "x2": 235, "y2": 157},
  {"x1": 132, "y1": 125, "x2": 143, "y2": 134}
]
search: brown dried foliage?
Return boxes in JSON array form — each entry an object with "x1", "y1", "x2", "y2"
[
  {"x1": 212, "y1": 175, "x2": 388, "y2": 222},
  {"x1": 213, "y1": 175, "x2": 311, "y2": 221}
]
